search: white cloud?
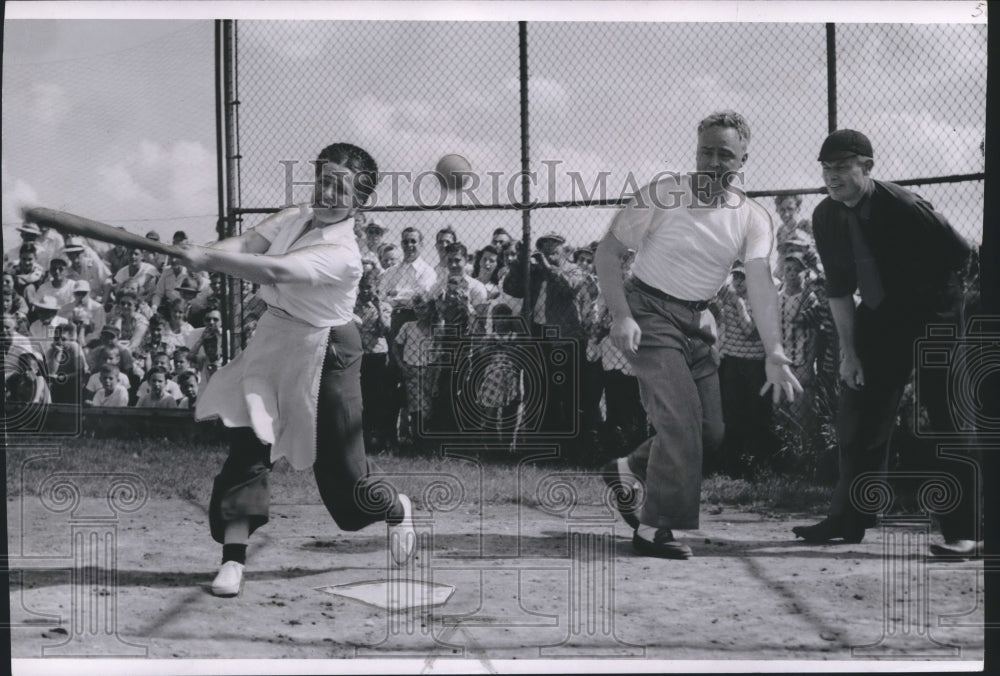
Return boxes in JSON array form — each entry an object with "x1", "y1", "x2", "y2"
[
  {"x1": 1, "y1": 161, "x2": 39, "y2": 224},
  {"x1": 95, "y1": 139, "x2": 216, "y2": 217}
]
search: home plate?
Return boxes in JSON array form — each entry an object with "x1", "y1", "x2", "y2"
[{"x1": 317, "y1": 579, "x2": 456, "y2": 611}]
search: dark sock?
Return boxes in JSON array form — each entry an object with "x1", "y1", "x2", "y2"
[{"x1": 222, "y1": 543, "x2": 247, "y2": 564}]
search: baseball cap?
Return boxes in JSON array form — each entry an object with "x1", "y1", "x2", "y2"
[
  {"x1": 145, "y1": 230, "x2": 161, "y2": 241},
  {"x1": 818, "y1": 129, "x2": 874, "y2": 162},
  {"x1": 172, "y1": 230, "x2": 188, "y2": 243},
  {"x1": 365, "y1": 221, "x2": 387, "y2": 233},
  {"x1": 535, "y1": 231, "x2": 566, "y2": 248},
  {"x1": 74, "y1": 280, "x2": 91, "y2": 293}
]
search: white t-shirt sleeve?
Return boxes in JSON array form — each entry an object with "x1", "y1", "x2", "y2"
[
  {"x1": 609, "y1": 181, "x2": 662, "y2": 250},
  {"x1": 279, "y1": 243, "x2": 362, "y2": 286},
  {"x1": 740, "y1": 199, "x2": 775, "y2": 262}
]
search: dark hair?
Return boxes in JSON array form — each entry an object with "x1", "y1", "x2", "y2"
[
  {"x1": 436, "y1": 226, "x2": 457, "y2": 242},
  {"x1": 177, "y1": 370, "x2": 198, "y2": 384},
  {"x1": 359, "y1": 268, "x2": 381, "y2": 288},
  {"x1": 152, "y1": 351, "x2": 170, "y2": 362},
  {"x1": 492, "y1": 227, "x2": 511, "y2": 238},
  {"x1": 444, "y1": 241, "x2": 469, "y2": 259},
  {"x1": 100, "y1": 363, "x2": 121, "y2": 377},
  {"x1": 146, "y1": 365, "x2": 168, "y2": 379},
  {"x1": 472, "y1": 245, "x2": 502, "y2": 282},
  {"x1": 774, "y1": 194, "x2": 803, "y2": 208},
  {"x1": 19, "y1": 242, "x2": 37, "y2": 256},
  {"x1": 314, "y1": 143, "x2": 379, "y2": 204},
  {"x1": 172, "y1": 346, "x2": 191, "y2": 360},
  {"x1": 401, "y1": 227, "x2": 423, "y2": 243}
]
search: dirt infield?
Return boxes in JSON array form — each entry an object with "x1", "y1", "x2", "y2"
[{"x1": 7, "y1": 491, "x2": 984, "y2": 669}]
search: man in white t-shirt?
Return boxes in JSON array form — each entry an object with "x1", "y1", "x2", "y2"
[{"x1": 595, "y1": 110, "x2": 801, "y2": 560}]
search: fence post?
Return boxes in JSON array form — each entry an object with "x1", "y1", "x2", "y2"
[
  {"x1": 826, "y1": 22, "x2": 837, "y2": 134},
  {"x1": 518, "y1": 21, "x2": 532, "y2": 326}
]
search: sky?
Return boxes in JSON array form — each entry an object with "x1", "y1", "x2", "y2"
[{"x1": 2, "y1": 2, "x2": 988, "y2": 255}]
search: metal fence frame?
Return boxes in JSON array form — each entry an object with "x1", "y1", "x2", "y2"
[{"x1": 214, "y1": 19, "x2": 985, "y2": 358}]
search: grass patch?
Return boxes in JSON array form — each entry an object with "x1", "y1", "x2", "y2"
[{"x1": 6, "y1": 438, "x2": 830, "y2": 514}]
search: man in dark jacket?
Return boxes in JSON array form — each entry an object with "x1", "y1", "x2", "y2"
[
  {"x1": 503, "y1": 232, "x2": 588, "y2": 454},
  {"x1": 792, "y1": 129, "x2": 978, "y2": 557}
]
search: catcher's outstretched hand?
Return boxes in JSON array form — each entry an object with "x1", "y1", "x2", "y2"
[{"x1": 760, "y1": 353, "x2": 803, "y2": 405}]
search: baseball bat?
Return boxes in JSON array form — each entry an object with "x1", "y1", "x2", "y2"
[{"x1": 21, "y1": 206, "x2": 183, "y2": 258}]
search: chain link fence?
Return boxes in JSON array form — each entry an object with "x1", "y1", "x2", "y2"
[
  {"x1": 225, "y1": 20, "x2": 985, "y2": 464},
  {"x1": 228, "y1": 21, "x2": 984, "y2": 269}
]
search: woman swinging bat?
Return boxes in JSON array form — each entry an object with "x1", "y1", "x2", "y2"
[{"x1": 24, "y1": 142, "x2": 416, "y2": 597}]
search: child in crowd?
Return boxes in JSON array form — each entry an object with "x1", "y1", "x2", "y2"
[
  {"x1": 135, "y1": 351, "x2": 183, "y2": 401},
  {"x1": 355, "y1": 269, "x2": 394, "y2": 451},
  {"x1": 83, "y1": 344, "x2": 133, "y2": 405},
  {"x1": 176, "y1": 370, "x2": 199, "y2": 409},
  {"x1": 135, "y1": 366, "x2": 177, "y2": 409},
  {"x1": 473, "y1": 304, "x2": 525, "y2": 449},
  {"x1": 89, "y1": 363, "x2": 130, "y2": 408},
  {"x1": 776, "y1": 251, "x2": 822, "y2": 438},
  {"x1": 172, "y1": 347, "x2": 195, "y2": 380},
  {"x1": 713, "y1": 263, "x2": 776, "y2": 476},
  {"x1": 392, "y1": 294, "x2": 440, "y2": 448}
]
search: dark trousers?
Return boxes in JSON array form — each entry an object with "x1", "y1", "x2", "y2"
[
  {"x1": 829, "y1": 303, "x2": 979, "y2": 540},
  {"x1": 384, "y1": 308, "x2": 417, "y2": 441},
  {"x1": 209, "y1": 323, "x2": 402, "y2": 543},
  {"x1": 360, "y1": 352, "x2": 393, "y2": 442},
  {"x1": 581, "y1": 358, "x2": 605, "y2": 432},
  {"x1": 602, "y1": 369, "x2": 647, "y2": 450},
  {"x1": 623, "y1": 283, "x2": 725, "y2": 529},
  {"x1": 715, "y1": 355, "x2": 775, "y2": 476}
]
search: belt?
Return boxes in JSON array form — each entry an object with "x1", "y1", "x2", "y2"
[{"x1": 631, "y1": 277, "x2": 711, "y2": 312}]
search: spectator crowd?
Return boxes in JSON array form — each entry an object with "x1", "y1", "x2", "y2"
[
  {"x1": 4, "y1": 201, "x2": 978, "y2": 476},
  {"x1": 4, "y1": 224, "x2": 226, "y2": 411}
]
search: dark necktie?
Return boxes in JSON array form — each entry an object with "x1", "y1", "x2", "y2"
[{"x1": 845, "y1": 207, "x2": 885, "y2": 309}]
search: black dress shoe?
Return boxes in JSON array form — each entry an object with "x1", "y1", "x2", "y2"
[
  {"x1": 929, "y1": 540, "x2": 980, "y2": 559},
  {"x1": 632, "y1": 529, "x2": 693, "y2": 560},
  {"x1": 600, "y1": 459, "x2": 640, "y2": 529},
  {"x1": 792, "y1": 517, "x2": 865, "y2": 544}
]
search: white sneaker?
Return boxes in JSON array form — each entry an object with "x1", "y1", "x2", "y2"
[
  {"x1": 211, "y1": 560, "x2": 245, "y2": 597},
  {"x1": 389, "y1": 493, "x2": 416, "y2": 566}
]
